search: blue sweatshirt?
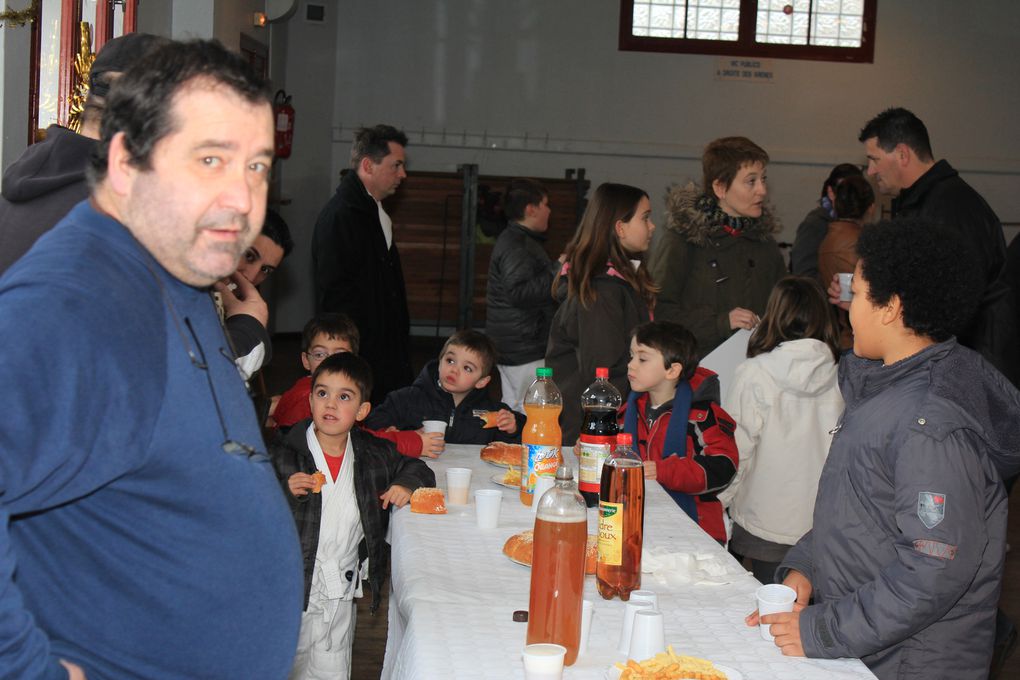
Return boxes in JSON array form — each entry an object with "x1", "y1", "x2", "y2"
[{"x1": 0, "y1": 202, "x2": 303, "y2": 679}]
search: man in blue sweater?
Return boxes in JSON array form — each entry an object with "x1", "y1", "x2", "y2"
[{"x1": 0, "y1": 40, "x2": 303, "y2": 679}]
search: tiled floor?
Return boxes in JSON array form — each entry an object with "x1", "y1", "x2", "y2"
[{"x1": 261, "y1": 333, "x2": 1020, "y2": 679}]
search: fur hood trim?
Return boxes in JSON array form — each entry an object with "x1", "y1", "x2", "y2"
[{"x1": 663, "y1": 182, "x2": 781, "y2": 246}]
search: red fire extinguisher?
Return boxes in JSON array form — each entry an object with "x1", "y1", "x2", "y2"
[{"x1": 273, "y1": 90, "x2": 295, "y2": 159}]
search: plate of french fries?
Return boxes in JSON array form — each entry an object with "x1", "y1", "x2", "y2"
[{"x1": 606, "y1": 645, "x2": 741, "y2": 680}]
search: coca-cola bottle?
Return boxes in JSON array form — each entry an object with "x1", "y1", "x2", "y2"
[
  {"x1": 577, "y1": 367, "x2": 621, "y2": 507},
  {"x1": 596, "y1": 433, "x2": 645, "y2": 601}
]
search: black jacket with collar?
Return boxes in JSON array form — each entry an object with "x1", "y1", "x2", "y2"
[
  {"x1": 310, "y1": 170, "x2": 412, "y2": 402},
  {"x1": 485, "y1": 222, "x2": 559, "y2": 365},
  {"x1": 268, "y1": 423, "x2": 436, "y2": 612},
  {"x1": 893, "y1": 160, "x2": 1019, "y2": 385},
  {"x1": 363, "y1": 359, "x2": 525, "y2": 444}
]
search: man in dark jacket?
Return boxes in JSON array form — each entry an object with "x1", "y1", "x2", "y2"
[
  {"x1": 485, "y1": 178, "x2": 559, "y2": 411},
  {"x1": 0, "y1": 32, "x2": 168, "y2": 276},
  {"x1": 857, "y1": 107, "x2": 1019, "y2": 386},
  {"x1": 311, "y1": 124, "x2": 412, "y2": 404},
  {"x1": 755, "y1": 220, "x2": 1020, "y2": 680}
]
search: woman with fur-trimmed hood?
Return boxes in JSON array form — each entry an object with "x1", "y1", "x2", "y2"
[{"x1": 648, "y1": 137, "x2": 787, "y2": 358}]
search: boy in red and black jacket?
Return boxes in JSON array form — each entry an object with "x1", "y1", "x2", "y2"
[{"x1": 620, "y1": 321, "x2": 738, "y2": 543}]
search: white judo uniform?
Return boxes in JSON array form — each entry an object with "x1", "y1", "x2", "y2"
[{"x1": 290, "y1": 426, "x2": 365, "y2": 680}]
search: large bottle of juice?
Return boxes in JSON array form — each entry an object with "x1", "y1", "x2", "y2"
[
  {"x1": 526, "y1": 465, "x2": 587, "y2": 666},
  {"x1": 577, "y1": 367, "x2": 621, "y2": 508},
  {"x1": 520, "y1": 367, "x2": 563, "y2": 506},
  {"x1": 596, "y1": 432, "x2": 645, "y2": 601}
]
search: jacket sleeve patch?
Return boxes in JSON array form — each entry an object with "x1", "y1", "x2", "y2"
[
  {"x1": 913, "y1": 539, "x2": 957, "y2": 561},
  {"x1": 917, "y1": 491, "x2": 946, "y2": 529}
]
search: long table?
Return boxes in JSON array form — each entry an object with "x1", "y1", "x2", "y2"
[{"x1": 381, "y1": 445, "x2": 877, "y2": 679}]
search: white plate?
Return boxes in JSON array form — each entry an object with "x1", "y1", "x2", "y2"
[
  {"x1": 490, "y1": 472, "x2": 519, "y2": 489},
  {"x1": 507, "y1": 555, "x2": 530, "y2": 568},
  {"x1": 482, "y1": 458, "x2": 518, "y2": 469},
  {"x1": 606, "y1": 661, "x2": 742, "y2": 680}
]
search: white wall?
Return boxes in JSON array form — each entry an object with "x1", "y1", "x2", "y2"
[
  {"x1": 259, "y1": 0, "x2": 1020, "y2": 332},
  {"x1": 1, "y1": 16, "x2": 31, "y2": 170}
]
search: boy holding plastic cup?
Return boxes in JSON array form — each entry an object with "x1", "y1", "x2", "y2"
[{"x1": 747, "y1": 220, "x2": 1020, "y2": 678}]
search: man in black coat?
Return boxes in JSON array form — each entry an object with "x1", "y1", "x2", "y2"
[
  {"x1": 858, "y1": 107, "x2": 1019, "y2": 387},
  {"x1": 485, "y1": 178, "x2": 560, "y2": 411},
  {"x1": 311, "y1": 124, "x2": 412, "y2": 404}
]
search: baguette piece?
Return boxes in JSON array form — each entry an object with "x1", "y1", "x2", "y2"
[
  {"x1": 481, "y1": 442, "x2": 525, "y2": 467},
  {"x1": 410, "y1": 487, "x2": 447, "y2": 514},
  {"x1": 503, "y1": 530, "x2": 598, "y2": 574}
]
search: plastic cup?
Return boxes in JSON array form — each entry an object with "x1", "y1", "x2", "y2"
[
  {"x1": 617, "y1": 599, "x2": 654, "y2": 654},
  {"x1": 474, "y1": 489, "x2": 502, "y2": 529},
  {"x1": 629, "y1": 590, "x2": 658, "y2": 608},
  {"x1": 521, "y1": 643, "x2": 566, "y2": 680},
  {"x1": 628, "y1": 609, "x2": 666, "y2": 661},
  {"x1": 531, "y1": 475, "x2": 556, "y2": 515},
  {"x1": 422, "y1": 419, "x2": 447, "y2": 435},
  {"x1": 578, "y1": 599, "x2": 594, "y2": 658},
  {"x1": 756, "y1": 583, "x2": 796, "y2": 641},
  {"x1": 446, "y1": 467, "x2": 472, "y2": 505},
  {"x1": 838, "y1": 272, "x2": 854, "y2": 302}
]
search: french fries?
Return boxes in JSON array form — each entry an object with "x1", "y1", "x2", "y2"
[{"x1": 613, "y1": 645, "x2": 728, "y2": 680}]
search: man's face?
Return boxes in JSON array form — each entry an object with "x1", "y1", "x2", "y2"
[
  {"x1": 438, "y1": 344, "x2": 490, "y2": 395},
  {"x1": 237, "y1": 234, "x2": 284, "y2": 286},
  {"x1": 309, "y1": 370, "x2": 369, "y2": 438},
  {"x1": 527, "y1": 196, "x2": 551, "y2": 232},
  {"x1": 120, "y1": 82, "x2": 274, "y2": 287},
  {"x1": 863, "y1": 137, "x2": 903, "y2": 196},
  {"x1": 362, "y1": 142, "x2": 407, "y2": 200}
]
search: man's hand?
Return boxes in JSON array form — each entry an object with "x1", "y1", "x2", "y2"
[
  {"x1": 417, "y1": 431, "x2": 445, "y2": 458},
  {"x1": 496, "y1": 409, "x2": 517, "y2": 434},
  {"x1": 827, "y1": 273, "x2": 851, "y2": 311},
  {"x1": 642, "y1": 459, "x2": 657, "y2": 480},
  {"x1": 214, "y1": 273, "x2": 269, "y2": 326},
  {"x1": 728, "y1": 307, "x2": 760, "y2": 331},
  {"x1": 380, "y1": 484, "x2": 412, "y2": 509},
  {"x1": 60, "y1": 660, "x2": 86, "y2": 680}
]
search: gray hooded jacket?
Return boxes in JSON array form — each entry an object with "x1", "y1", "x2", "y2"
[{"x1": 781, "y1": 339, "x2": 1020, "y2": 679}]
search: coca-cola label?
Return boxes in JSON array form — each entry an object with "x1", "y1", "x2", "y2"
[
  {"x1": 598, "y1": 501, "x2": 623, "y2": 565},
  {"x1": 577, "y1": 438, "x2": 612, "y2": 491},
  {"x1": 524, "y1": 444, "x2": 560, "y2": 494}
]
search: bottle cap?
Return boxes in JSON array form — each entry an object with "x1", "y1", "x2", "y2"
[
  {"x1": 536, "y1": 367, "x2": 553, "y2": 378},
  {"x1": 617, "y1": 432, "x2": 633, "y2": 446},
  {"x1": 595, "y1": 367, "x2": 609, "y2": 379},
  {"x1": 555, "y1": 465, "x2": 573, "y2": 481}
]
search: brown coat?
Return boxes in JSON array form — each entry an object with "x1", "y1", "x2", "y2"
[{"x1": 817, "y1": 219, "x2": 862, "y2": 349}]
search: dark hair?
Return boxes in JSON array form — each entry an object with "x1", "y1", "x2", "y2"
[
  {"x1": 262, "y1": 209, "x2": 295, "y2": 257},
  {"x1": 855, "y1": 219, "x2": 981, "y2": 342},
  {"x1": 702, "y1": 136, "x2": 770, "y2": 194},
  {"x1": 440, "y1": 328, "x2": 498, "y2": 377},
  {"x1": 88, "y1": 39, "x2": 271, "y2": 185},
  {"x1": 502, "y1": 178, "x2": 548, "y2": 223},
  {"x1": 311, "y1": 352, "x2": 373, "y2": 403},
  {"x1": 349, "y1": 124, "x2": 408, "y2": 168},
  {"x1": 821, "y1": 163, "x2": 863, "y2": 199},
  {"x1": 748, "y1": 277, "x2": 841, "y2": 361},
  {"x1": 631, "y1": 321, "x2": 699, "y2": 381},
  {"x1": 858, "y1": 108, "x2": 933, "y2": 162},
  {"x1": 554, "y1": 182, "x2": 658, "y2": 309},
  {"x1": 302, "y1": 313, "x2": 361, "y2": 354},
  {"x1": 834, "y1": 175, "x2": 875, "y2": 221}
]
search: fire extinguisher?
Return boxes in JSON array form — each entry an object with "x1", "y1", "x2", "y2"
[{"x1": 273, "y1": 90, "x2": 295, "y2": 159}]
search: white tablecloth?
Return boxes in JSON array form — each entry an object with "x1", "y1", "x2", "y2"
[{"x1": 381, "y1": 445, "x2": 877, "y2": 680}]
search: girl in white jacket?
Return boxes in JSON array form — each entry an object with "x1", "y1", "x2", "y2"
[{"x1": 719, "y1": 276, "x2": 843, "y2": 584}]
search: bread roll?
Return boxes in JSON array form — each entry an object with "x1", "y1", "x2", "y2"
[
  {"x1": 410, "y1": 487, "x2": 447, "y2": 514},
  {"x1": 503, "y1": 530, "x2": 597, "y2": 574},
  {"x1": 310, "y1": 471, "x2": 326, "y2": 493},
  {"x1": 480, "y1": 442, "x2": 525, "y2": 467}
]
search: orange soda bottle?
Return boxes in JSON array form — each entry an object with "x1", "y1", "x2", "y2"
[
  {"x1": 520, "y1": 367, "x2": 563, "y2": 506},
  {"x1": 527, "y1": 465, "x2": 587, "y2": 665}
]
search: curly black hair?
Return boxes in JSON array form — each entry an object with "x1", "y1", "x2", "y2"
[{"x1": 856, "y1": 219, "x2": 982, "y2": 342}]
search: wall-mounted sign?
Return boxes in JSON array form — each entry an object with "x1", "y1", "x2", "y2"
[{"x1": 716, "y1": 58, "x2": 775, "y2": 83}]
